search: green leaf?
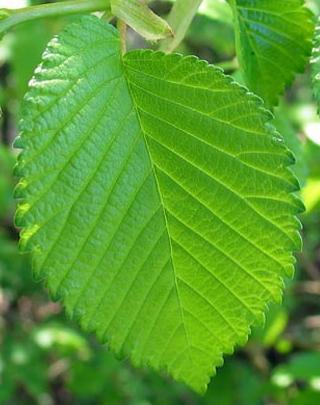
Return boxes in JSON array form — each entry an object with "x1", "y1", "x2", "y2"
[
  {"x1": 15, "y1": 16, "x2": 302, "y2": 393},
  {"x1": 229, "y1": 0, "x2": 314, "y2": 106},
  {"x1": 111, "y1": 0, "x2": 172, "y2": 41}
]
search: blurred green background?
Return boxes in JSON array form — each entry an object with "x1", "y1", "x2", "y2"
[{"x1": 0, "y1": 1, "x2": 320, "y2": 404}]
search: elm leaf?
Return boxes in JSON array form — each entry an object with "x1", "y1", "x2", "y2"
[{"x1": 15, "y1": 16, "x2": 302, "y2": 393}]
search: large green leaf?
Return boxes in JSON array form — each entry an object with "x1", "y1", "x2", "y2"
[
  {"x1": 229, "y1": 0, "x2": 314, "y2": 106},
  {"x1": 15, "y1": 16, "x2": 302, "y2": 393}
]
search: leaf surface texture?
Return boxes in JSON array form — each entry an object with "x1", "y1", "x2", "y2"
[{"x1": 15, "y1": 16, "x2": 302, "y2": 393}]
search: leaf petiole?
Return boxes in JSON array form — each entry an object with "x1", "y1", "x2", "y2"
[
  {"x1": 159, "y1": 0, "x2": 203, "y2": 53},
  {"x1": 117, "y1": 19, "x2": 127, "y2": 55}
]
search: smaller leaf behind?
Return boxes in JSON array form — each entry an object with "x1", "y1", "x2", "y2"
[{"x1": 229, "y1": 0, "x2": 314, "y2": 106}]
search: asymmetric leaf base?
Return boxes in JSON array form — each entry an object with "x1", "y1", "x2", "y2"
[{"x1": 15, "y1": 16, "x2": 302, "y2": 393}]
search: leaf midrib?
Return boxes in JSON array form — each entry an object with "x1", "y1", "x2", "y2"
[{"x1": 122, "y1": 55, "x2": 196, "y2": 368}]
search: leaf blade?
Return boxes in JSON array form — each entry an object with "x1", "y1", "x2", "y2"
[{"x1": 16, "y1": 16, "x2": 301, "y2": 393}]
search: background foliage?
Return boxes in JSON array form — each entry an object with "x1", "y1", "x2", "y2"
[{"x1": 0, "y1": 0, "x2": 320, "y2": 403}]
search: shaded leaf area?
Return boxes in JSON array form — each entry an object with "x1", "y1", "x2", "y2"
[{"x1": 230, "y1": 0, "x2": 314, "y2": 106}]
